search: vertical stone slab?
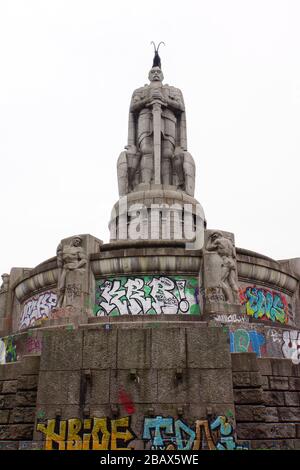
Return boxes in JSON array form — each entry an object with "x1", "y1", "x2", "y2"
[
  {"x1": 54, "y1": 234, "x2": 102, "y2": 320},
  {"x1": 203, "y1": 229, "x2": 243, "y2": 316}
]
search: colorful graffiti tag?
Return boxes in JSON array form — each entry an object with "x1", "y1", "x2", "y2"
[
  {"x1": 229, "y1": 329, "x2": 266, "y2": 357},
  {"x1": 0, "y1": 336, "x2": 17, "y2": 364},
  {"x1": 95, "y1": 276, "x2": 200, "y2": 317},
  {"x1": 239, "y1": 287, "x2": 288, "y2": 324},
  {"x1": 20, "y1": 291, "x2": 57, "y2": 329},
  {"x1": 37, "y1": 417, "x2": 136, "y2": 450},
  {"x1": 142, "y1": 414, "x2": 246, "y2": 450},
  {"x1": 37, "y1": 413, "x2": 247, "y2": 451}
]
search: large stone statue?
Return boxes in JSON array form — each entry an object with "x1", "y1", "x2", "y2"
[{"x1": 117, "y1": 43, "x2": 195, "y2": 196}]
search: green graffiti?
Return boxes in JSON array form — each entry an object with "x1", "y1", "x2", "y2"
[{"x1": 95, "y1": 276, "x2": 201, "y2": 317}]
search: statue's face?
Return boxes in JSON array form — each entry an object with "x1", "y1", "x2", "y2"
[
  {"x1": 148, "y1": 67, "x2": 164, "y2": 82},
  {"x1": 72, "y1": 237, "x2": 82, "y2": 247}
]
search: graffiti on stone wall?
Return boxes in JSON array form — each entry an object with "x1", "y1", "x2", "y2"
[
  {"x1": 142, "y1": 414, "x2": 246, "y2": 450},
  {"x1": 282, "y1": 330, "x2": 300, "y2": 364},
  {"x1": 37, "y1": 413, "x2": 248, "y2": 450},
  {"x1": 95, "y1": 276, "x2": 200, "y2": 317},
  {"x1": 0, "y1": 336, "x2": 17, "y2": 364},
  {"x1": 26, "y1": 337, "x2": 42, "y2": 354},
  {"x1": 229, "y1": 329, "x2": 266, "y2": 357},
  {"x1": 37, "y1": 416, "x2": 136, "y2": 450},
  {"x1": 20, "y1": 291, "x2": 57, "y2": 329},
  {"x1": 266, "y1": 328, "x2": 300, "y2": 365},
  {"x1": 239, "y1": 287, "x2": 288, "y2": 324},
  {"x1": 212, "y1": 314, "x2": 248, "y2": 324}
]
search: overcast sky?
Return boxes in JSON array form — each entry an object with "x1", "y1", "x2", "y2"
[{"x1": 0, "y1": 0, "x2": 299, "y2": 274}]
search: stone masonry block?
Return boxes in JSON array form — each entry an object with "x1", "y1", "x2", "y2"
[
  {"x1": 0, "y1": 363, "x2": 20, "y2": 380},
  {"x1": 83, "y1": 329, "x2": 117, "y2": 369},
  {"x1": 157, "y1": 369, "x2": 188, "y2": 404},
  {"x1": 152, "y1": 328, "x2": 186, "y2": 369},
  {"x1": 257, "y1": 358, "x2": 272, "y2": 375},
  {"x1": 235, "y1": 405, "x2": 266, "y2": 422},
  {"x1": 289, "y1": 378, "x2": 300, "y2": 391},
  {"x1": 250, "y1": 439, "x2": 295, "y2": 450},
  {"x1": 37, "y1": 371, "x2": 81, "y2": 405},
  {"x1": 40, "y1": 330, "x2": 83, "y2": 371},
  {"x1": 278, "y1": 407, "x2": 300, "y2": 422},
  {"x1": 2, "y1": 380, "x2": 17, "y2": 394},
  {"x1": 85, "y1": 370, "x2": 110, "y2": 405},
  {"x1": 263, "y1": 407, "x2": 279, "y2": 422},
  {"x1": 268, "y1": 376, "x2": 289, "y2": 390},
  {"x1": 117, "y1": 329, "x2": 151, "y2": 369},
  {"x1": 234, "y1": 388, "x2": 263, "y2": 404},
  {"x1": 187, "y1": 369, "x2": 234, "y2": 403},
  {"x1": 17, "y1": 375, "x2": 38, "y2": 391},
  {"x1": 237, "y1": 423, "x2": 296, "y2": 439},
  {"x1": 110, "y1": 369, "x2": 157, "y2": 404},
  {"x1": 0, "y1": 424, "x2": 33, "y2": 440},
  {"x1": 291, "y1": 364, "x2": 300, "y2": 377},
  {"x1": 263, "y1": 391, "x2": 285, "y2": 406},
  {"x1": 10, "y1": 407, "x2": 36, "y2": 423},
  {"x1": 0, "y1": 395, "x2": 15, "y2": 409},
  {"x1": 231, "y1": 353, "x2": 258, "y2": 372},
  {"x1": 0, "y1": 410, "x2": 10, "y2": 424},
  {"x1": 271, "y1": 358, "x2": 293, "y2": 376},
  {"x1": 284, "y1": 391, "x2": 300, "y2": 406},
  {"x1": 187, "y1": 328, "x2": 231, "y2": 369},
  {"x1": 232, "y1": 372, "x2": 261, "y2": 388},
  {"x1": 21, "y1": 355, "x2": 41, "y2": 375},
  {"x1": 15, "y1": 391, "x2": 37, "y2": 407},
  {"x1": 237, "y1": 423, "x2": 295, "y2": 440}
]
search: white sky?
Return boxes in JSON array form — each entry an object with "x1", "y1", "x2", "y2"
[{"x1": 0, "y1": 0, "x2": 299, "y2": 274}]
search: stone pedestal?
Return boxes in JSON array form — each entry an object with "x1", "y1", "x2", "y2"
[{"x1": 109, "y1": 185, "x2": 205, "y2": 248}]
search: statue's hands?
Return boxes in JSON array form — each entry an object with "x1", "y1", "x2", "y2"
[{"x1": 149, "y1": 88, "x2": 165, "y2": 102}]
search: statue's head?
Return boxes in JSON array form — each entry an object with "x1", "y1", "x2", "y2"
[
  {"x1": 148, "y1": 66, "x2": 164, "y2": 83},
  {"x1": 72, "y1": 236, "x2": 83, "y2": 247}
]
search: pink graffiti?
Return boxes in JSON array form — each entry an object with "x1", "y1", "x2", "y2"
[{"x1": 26, "y1": 338, "x2": 42, "y2": 354}]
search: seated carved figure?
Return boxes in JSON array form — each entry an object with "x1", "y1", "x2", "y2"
[{"x1": 117, "y1": 47, "x2": 195, "y2": 197}]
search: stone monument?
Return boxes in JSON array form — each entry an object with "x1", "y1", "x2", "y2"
[{"x1": 0, "y1": 46, "x2": 300, "y2": 451}]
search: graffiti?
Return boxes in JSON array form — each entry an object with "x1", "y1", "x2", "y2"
[
  {"x1": 229, "y1": 329, "x2": 266, "y2": 357},
  {"x1": 239, "y1": 287, "x2": 288, "y2": 324},
  {"x1": 0, "y1": 336, "x2": 17, "y2": 364},
  {"x1": 212, "y1": 314, "x2": 248, "y2": 324},
  {"x1": 142, "y1": 414, "x2": 247, "y2": 450},
  {"x1": 37, "y1": 417, "x2": 135, "y2": 450},
  {"x1": 26, "y1": 337, "x2": 42, "y2": 354},
  {"x1": 37, "y1": 414, "x2": 248, "y2": 451},
  {"x1": 118, "y1": 388, "x2": 135, "y2": 415},
  {"x1": 66, "y1": 284, "x2": 82, "y2": 299},
  {"x1": 267, "y1": 328, "x2": 282, "y2": 344},
  {"x1": 282, "y1": 330, "x2": 300, "y2": 365},
  {"x1": 20, "y1": 291, "x2": 57, "y2": 329},
  {"x1": 95, "y1": 276, "x2": 200, "y2": 317}
]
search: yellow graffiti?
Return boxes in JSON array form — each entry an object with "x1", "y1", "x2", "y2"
[{"x1": 37, "y1": 417, "x2": 134, "y2": 450}]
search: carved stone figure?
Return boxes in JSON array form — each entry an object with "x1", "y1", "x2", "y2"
[
  {"x1": 56, "y1": 236, "x2": 87, "y2": 308},
  {"x1": 206, "y1": 231, "x2": 239, "y2": 303},
  {"x1": 117, "y1": 44, "x2": 195, "y2": 196},
  {"x1": 0, "y1": 274, "x2": 9, "y2": 292}
]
